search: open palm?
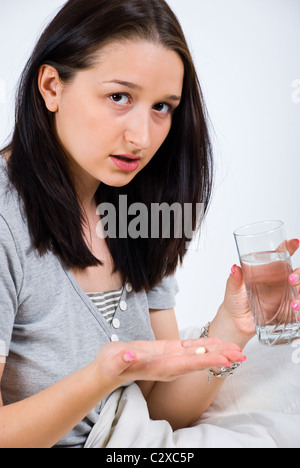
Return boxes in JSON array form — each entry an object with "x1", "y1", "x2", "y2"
[{"x1": 97, "y1": 338, "x2": 245, "y2": 386}]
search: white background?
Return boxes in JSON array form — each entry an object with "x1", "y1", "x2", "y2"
[{"x1": 1, "y1": 0, "x2": 299, "y2": 330}]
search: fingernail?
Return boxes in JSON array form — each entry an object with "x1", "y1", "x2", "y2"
[
  {"x1": 293, "y1": 239, "x2": 300, "y2": 244},
  {"x1": 291, "y1": 301, "x2": 299, "y2": 311},
  {"x1": 239, "y1": 357, "x2": 247, "y2": 363},
  {"x1": 231, "y1": 265, "x2": 237, "y2": 275},
  {"x1": 123, "y1": 351, "x2": 137, "y2": 363},
  {"x1": 289, "y1": 274, "x2": 299, "y2": 284}
]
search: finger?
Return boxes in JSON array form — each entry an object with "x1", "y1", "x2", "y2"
[
  {"x1": 170, "y1": 352, "x2": 243, "y2": 375},
  {"x1": 123, "y1": 350, "x2": 138, "y2": 363},
  {"x1": 204, "y1": 344, "x2": 245, "y2": 361},
  {"x1": 181, "y1": 337, "x2": 222, "y2": 348},
  {"x1": 291, "y1": 299, "x2": 300, "y2": 314},
  {"x1": 286, "y1": 239, "x2": 300, "y2": 257},
  {"x1": 110, "y1": 348, "x2": 139, "y2": 376},
  {"x1": 182, "y1": 338, "x2": 242, "y2": 353},
  {"x1": 191, "y1": 347, "x2": 246, "y2": 364},
  {"x1": 227, "y1": 264, "x2": 245, "y2": 292},
  {"x1": 221, "y1": 349, "x2": 247, "y2": 363},
  {"x1": 180, "y1": 342, "x2": 246, "y2": 364},
  {"x1": 289, "y1": 268, "x2": 300, "y2": 286}
]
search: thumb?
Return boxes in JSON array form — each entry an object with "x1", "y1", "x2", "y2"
[
  {"x1": 276, "y1": 239, "x2": 299, "y2": 256},
  {"x1": 122, "y1": 350, "x2": 137, "y2": 364},
  {"x1": 113, "y1": 349, "x2": 138, "y2": 376},
  {"x1": 227, "y1": 264, "x2": 244, "y2": 292},
  {"x1": 286, "y1": 239, "x2": 300, "y2": 257},
  {"x1": 99, "y1": 344, "x2": 138, "y2": 379}
]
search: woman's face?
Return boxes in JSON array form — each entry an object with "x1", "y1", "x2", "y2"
[{"x1": 50, "y1": 40, "x2": 184, "y2": 191}]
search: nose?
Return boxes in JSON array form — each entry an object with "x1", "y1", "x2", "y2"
[{"x1": 124, "y1": 110, "x2": 151, "y2": 151}]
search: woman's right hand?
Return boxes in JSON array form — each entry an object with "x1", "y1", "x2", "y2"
[{"x1": 95, "y1": 338, "x2": 246, "y2": 387}]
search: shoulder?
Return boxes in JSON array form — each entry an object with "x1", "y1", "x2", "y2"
[
  {"x1": 0, "y1": 157, "x2": 31, "y2": 255},
  {"x1": 0, "y1": 157, "x2": 17, "y2": 210},
  {"x1": 146, "y1": 274, "x2": 179, "y2": 310},
  {"x1": 0, "y1": 157, "x2": 25, "y2": 220}
]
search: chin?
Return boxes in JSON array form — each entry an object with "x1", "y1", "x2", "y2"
[{"x1": 101, "y1": 172, "x2": 137, "y2": 188}]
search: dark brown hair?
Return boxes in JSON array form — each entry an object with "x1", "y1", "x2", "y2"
[{"x1": 1, "y1": 0, "x2": 213, "y2": 292}]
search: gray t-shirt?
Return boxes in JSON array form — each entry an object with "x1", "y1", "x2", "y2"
[{"x1": 0, "y1": 159, "x2": 179, "y2": 448}]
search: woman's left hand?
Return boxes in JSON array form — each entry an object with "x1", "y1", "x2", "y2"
[{"x1": 210, "y1": 238, "x2": 300, "y2": 349}]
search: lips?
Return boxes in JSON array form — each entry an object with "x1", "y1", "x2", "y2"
[
  {"x1": 111, "y1": 154, "x2": 142, "y2": 162},
  {"x1": 110, "y1": 154, "x2": 141, "y2": 172}
]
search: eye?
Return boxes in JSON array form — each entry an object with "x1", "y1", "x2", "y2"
[
  {"x1": 153, "y1": 103, "x2": 172, "y2": 115},
  {"x1": 109, "y1": 93, "x2": 130, "y2": 105}
]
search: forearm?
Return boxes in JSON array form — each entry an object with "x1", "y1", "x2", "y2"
[
  {"x1": 0, "y1": 361, "x2": 117, "y2": 448},
  {"x1": 146, "y1": 369, "x2": 225, "y2": 430}
]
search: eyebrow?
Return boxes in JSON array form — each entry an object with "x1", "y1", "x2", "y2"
[{"x1": 102, "y1": 79, "x2": 181, "y2": 102}]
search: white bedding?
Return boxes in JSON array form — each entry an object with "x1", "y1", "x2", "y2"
[{"x1": 85, "y1": 328, "x2": 300, "y2": 448}]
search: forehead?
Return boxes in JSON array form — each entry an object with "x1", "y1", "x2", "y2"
[{"x1": 88, "y1": 40, "x2": 184, "y2": 96}]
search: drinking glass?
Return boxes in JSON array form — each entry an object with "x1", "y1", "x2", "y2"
[{"x1": 234, "y1": 220, "x2": 300, "y2": 346}]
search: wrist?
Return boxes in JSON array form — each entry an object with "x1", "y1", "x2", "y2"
[
  {"x1": 210, "y1": 305, "x2": 254, "y2": 350},
  {"x1": 200, "y1": 322, "x2": 244, "y2": 381},
  {"x1": 90, "y1": 359, "x2": 123, "y2": 397}
]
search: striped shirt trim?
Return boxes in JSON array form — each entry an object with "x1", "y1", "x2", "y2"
[{"x1": 87, "y1": 288, "x2": 123, "y2": 324}]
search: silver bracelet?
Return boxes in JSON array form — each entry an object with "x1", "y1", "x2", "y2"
[
  {"x1": 200, "y1": 322, "x2": 211, "y2": 339},
  {"x1": 200, "y1": 322, "x2": 242, "y2": 383}
]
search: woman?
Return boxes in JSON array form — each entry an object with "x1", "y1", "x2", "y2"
[{"x1": 0, "y1": 0, "x2": 299, "y2": 448}]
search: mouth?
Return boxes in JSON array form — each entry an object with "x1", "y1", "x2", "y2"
[
  {"x1": 111, "y1": 154, "x2": 142, "y2": 162},
  {"x1": 110, "y1": 154, "x2": 141, "y2": 172}
]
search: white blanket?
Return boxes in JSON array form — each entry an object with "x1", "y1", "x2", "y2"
[{"x1": 85, "y1": 329, "x2": 300, "y2": 448}]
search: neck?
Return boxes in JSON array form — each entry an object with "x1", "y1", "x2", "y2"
[
  {"x1": 72, "y1": 171, "x2": 101, "y2": 217},
  {"x1": 66, "y1": 153, "x2": 101, "y2": 215}
]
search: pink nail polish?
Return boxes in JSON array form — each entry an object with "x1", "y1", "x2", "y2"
[
  {"x1": 231, "y1": 265, "x2": 237, "y2": 275},
  {"x1": 290, "y1": 274, "x2": 299, "y2": 284},
  {"x1": 123, "y1": 351, "x2": 136, "y2": 363},
  {"x1": 291, "y1": 301, "x2": 299, "y2": 311}
]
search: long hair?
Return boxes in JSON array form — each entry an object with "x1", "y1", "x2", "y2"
[{"x1": 1, "y1": 0, "x2": 213, "y2": 292}]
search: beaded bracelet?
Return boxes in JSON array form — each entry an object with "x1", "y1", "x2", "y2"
[{"x1": 200, "y1": 322, "x2": 242, "y2": 383}]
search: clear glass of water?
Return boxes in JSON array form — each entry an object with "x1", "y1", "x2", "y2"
[{"x1": 234, "y1": 220, "x2": 300, "y2": 346}]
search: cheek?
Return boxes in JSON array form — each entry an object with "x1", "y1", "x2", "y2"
[
  {"x1": 150, "y1": 122, "x2": 171, "y2": 154},
  {"x1": 55, "y1": 101, "x2": 86, "y2": 155},
  {"x1": 140, "y1": 125, "x2": 171, "y2": 171},
  {"x1": 55, "y1": 99, "x2": 115, "y2": 158}
]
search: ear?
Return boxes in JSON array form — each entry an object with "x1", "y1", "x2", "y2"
[{"x1": 38, "y1": 65, "x2": 62, "y2": 112}]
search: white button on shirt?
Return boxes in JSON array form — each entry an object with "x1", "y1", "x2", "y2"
[
  {"x1": 119, "y1": 301, "x2": 127, "y2": 311},
  {"x1": 112, "y1": 318, "x2": 120, "y2": 329},
  {"x1": 110, "y1": 334, "x2": 119, "y2": 342},
  {"x1": 125, "y1": 282, "x2": 133, "y2": 293}
]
